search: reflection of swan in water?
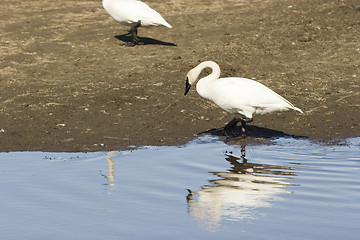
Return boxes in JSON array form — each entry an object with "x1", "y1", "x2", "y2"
[
  {"x1": 105, "y1": 151, "x2": 116, "y2": 188},
  {"x1": 186, "y1": 145, "x2": 295, "y2": 231}
]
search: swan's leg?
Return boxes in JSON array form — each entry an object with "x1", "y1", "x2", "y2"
[
  {"x1": 224, "y1": 117, "x2": 241, "y2": 130},
  {"x1": 124, "y1": 21, "x2": 141, "y2": 47},
  {"x1": 130, "y1": 21, "x2": 141, "y2": 42},
  {"x1": 240, "y1": 117, "x2": 253, "y2": 133}
]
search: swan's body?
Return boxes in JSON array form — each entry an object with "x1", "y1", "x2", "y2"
[
  {"x1": 102, "y1": 0, "x2": 172, "y2": 28},
  {"x1": 184, "y1": 61, "x2": 303, "y2": 130},
  {"x1": 102, "y1": 0, "x2": 172, "y2": 46}
]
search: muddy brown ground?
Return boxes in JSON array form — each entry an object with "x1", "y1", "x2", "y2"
[{"x1": 1, "y1": 0, "x2": 360, "y2": 152}]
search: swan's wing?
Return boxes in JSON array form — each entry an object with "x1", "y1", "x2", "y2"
[
  {"x1": 208, "y1": 77, "x2": 301, "y2": 115},
  {"x1": 104, "y1": 0, "x2": 171, "y2": 27},
  {"x1": 132, "y1": 0, "x2": 171, "y2": 27}
]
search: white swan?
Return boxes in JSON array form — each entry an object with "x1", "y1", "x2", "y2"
[
  {"x1": 102, "y1": 0, "x2": 172, "y2": 46},
  {"x1": 184, "y1": 61, "x2": 303, "y2": 131}
]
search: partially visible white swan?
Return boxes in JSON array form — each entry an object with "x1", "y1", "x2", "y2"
[
  {"x1": 102, "y1": 0, "x2": 172, "y2": 46},
  {"x1": 184, "y1": 61, "x2": 303, "y2": 131}
]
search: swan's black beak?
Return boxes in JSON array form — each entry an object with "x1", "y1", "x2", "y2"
[{"x1": 184, "y1": 77, "x2": 191, "y2": 95}]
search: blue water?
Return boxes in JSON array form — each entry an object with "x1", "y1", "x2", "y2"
[{"x1": 1, "y1": 136, "x2": 359, "y2": 240}]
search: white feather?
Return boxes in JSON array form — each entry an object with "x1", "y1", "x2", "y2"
[
  {"x1": 103, "y1": 0, "x2": 172, "y2": 28},
  {"x1": 186, "y1": 61, "x2": 303, "y2": 120}
]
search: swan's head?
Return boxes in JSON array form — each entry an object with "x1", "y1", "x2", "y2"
[
  {"x1": 184, "y1": 69, "x2": 198, "y2": 95},
  {"x1": 184, "y1": 77, "x2": 191, "y2": 95}
]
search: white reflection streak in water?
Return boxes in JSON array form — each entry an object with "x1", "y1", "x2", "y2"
[
  {"x1": 186, "y1": 146, "x2": 295, "y2": 231},
  {"x1": 105, "y1": 151, "x2": 116, "y2": 191}
]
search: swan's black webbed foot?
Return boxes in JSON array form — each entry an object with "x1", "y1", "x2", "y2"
[
  {"x1": 122, "y1": 20, "x2": 141, "y2": 47},
  {"x1": 224, "y1": 116, "x2": 253, "y2": 135},
  {"x1": 240, "y1": 117, "x2": 253, "y2": 133}
]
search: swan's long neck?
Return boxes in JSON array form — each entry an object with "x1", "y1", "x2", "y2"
[
  {"x1": 193, "y1": 61, "x2": 221, "y2": 98},
  {"x1": 194, "y1": 61, "x2": 221, "y2": 84}
]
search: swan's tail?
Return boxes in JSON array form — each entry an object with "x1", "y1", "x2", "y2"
[
  {"x1": 161, "y1": 20, "x2": 172, "y2": 28},
  {"x1": 293, "y1": 106, "x2": 304, "y2": 114}
]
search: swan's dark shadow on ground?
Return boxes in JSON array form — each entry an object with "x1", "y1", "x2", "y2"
[
  {"x1": 114, "y1": 34, "x2": 176, "y2": 46},
  {"x1": 201, "y1": 125, "x2": 308, "y2": 142}
]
